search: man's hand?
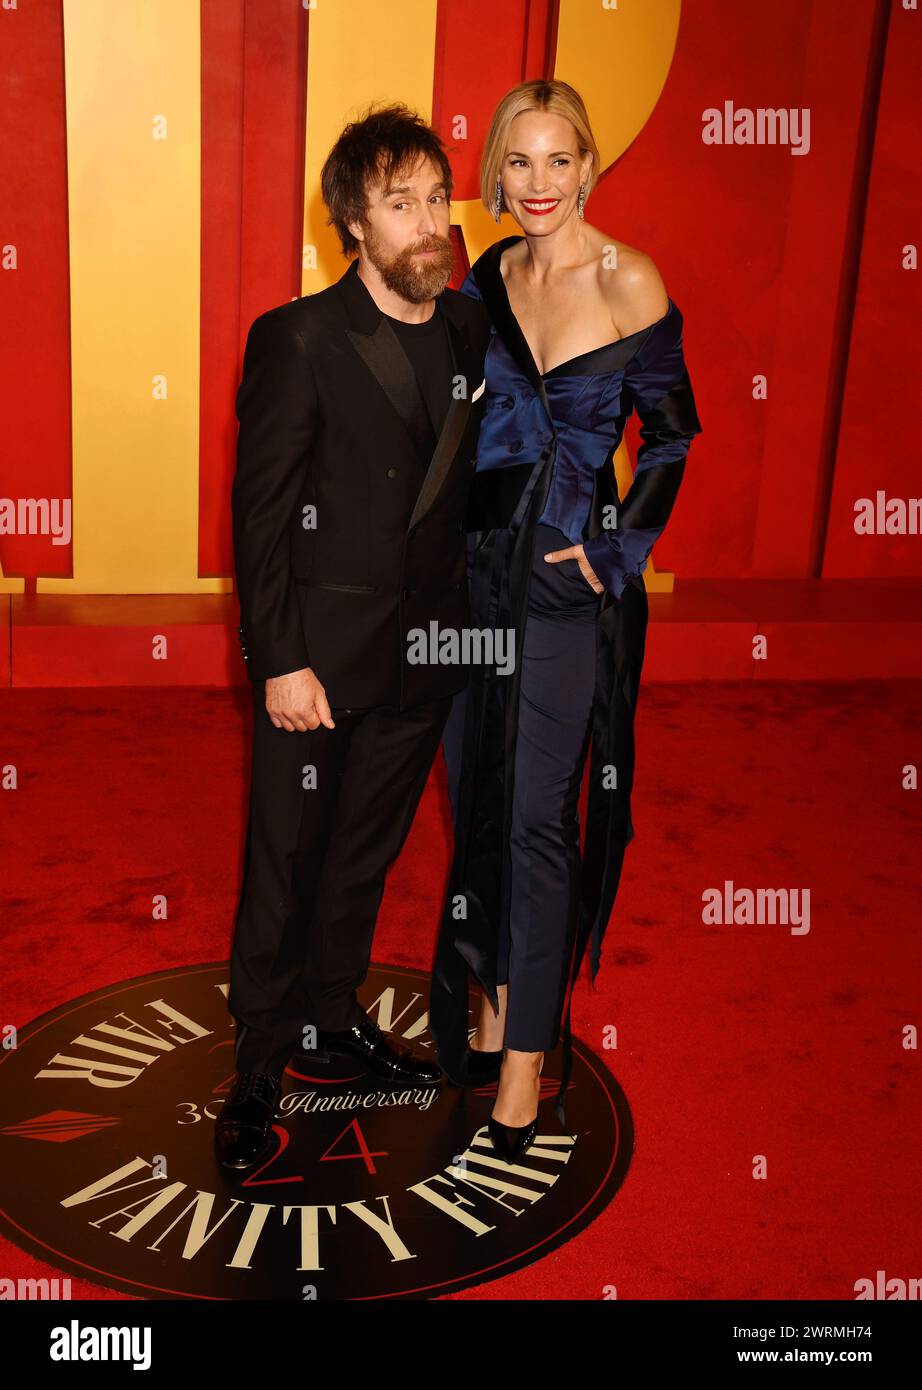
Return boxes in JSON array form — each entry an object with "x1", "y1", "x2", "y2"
[
  {"x1": 265, "y1": 667, "x2": 335, "y2": 732},
  {"x1": 543, "y1": 542, "x2": 605, "y2": 594}
]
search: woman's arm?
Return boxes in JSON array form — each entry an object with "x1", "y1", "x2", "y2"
[{"x1": 581, "y1": 302, "x2": 702, "y2": 597}]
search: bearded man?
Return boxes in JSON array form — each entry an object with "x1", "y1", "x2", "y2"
[{"x1": 216, "y1": 104, "x2": 490, "y2": 1171}]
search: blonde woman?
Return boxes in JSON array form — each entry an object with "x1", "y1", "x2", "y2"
[{"x1": 430, "y1": 79, "x2": 703, "y2": 1161}]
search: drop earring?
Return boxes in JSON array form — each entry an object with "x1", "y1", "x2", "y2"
[
  {"x1": 577, "y1": 183, "x2": 586, "y2": 220},
  {"x1": 493, "y1": 176, "x2": 505, "y2": 223}
]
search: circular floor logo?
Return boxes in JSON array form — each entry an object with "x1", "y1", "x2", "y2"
[{"x1": 0, "y1": 963, "x2": 633, "y2": 1299}]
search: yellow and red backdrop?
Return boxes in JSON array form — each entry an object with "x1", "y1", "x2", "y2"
[{"x1": 1, "y1": 0, "x2": 919, "y2": 682}]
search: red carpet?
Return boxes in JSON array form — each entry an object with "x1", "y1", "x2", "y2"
[{"x1": 1, "y1": 681, "x2": 919, "y2": 1299}]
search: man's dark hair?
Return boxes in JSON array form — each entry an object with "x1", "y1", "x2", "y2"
[{"x1": 320, "y1": 103, "x2": 454, "y2": 257}]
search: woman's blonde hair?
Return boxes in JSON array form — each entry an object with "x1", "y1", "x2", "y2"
[{"x1": 479, "y1": 79, "x2": 600, "y2": 213}]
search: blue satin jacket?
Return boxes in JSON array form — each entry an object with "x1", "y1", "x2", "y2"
[{"x1": 459, "y1": 242, "x2": 702, "y2": 596}]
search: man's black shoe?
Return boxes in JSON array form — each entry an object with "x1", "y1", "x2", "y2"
[
  {"x1": 315, "y1": 1015, "x2": 440, "y2": 1084},
  {"x1": 214, "y1": 1070, "x2": 281, "y2": 1172}
]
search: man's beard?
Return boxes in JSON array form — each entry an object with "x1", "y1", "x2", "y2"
[{"x1": 362, "y1": 224, "x2": 454, "y2": 303}]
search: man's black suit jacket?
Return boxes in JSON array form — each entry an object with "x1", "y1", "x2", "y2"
[{"x1": 232, "y1": 257, "x2": 492, "y2": 709}]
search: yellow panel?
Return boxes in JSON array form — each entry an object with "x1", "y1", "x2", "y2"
[
  {"x1": 0, "y1": 566, "x2": 25, "y2": 594},
  {"x1": 41, "y1": 0, "x2": 228, "y2": 594},
  {"x1": 301, "y1": 0, "x2": 439, "y2": 291},
  {"x1": 555, "y1": 0, "x2": 681, "y2": 171}
]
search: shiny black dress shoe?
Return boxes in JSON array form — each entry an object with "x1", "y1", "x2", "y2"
[
  {"x1": 315, "y1": 1015, "x2": 440, "y2": 1084},
  {"x1": 214, "y1": 1070, "x2": 281, "y2": 1172},
  {"x1": 487, "y1": 1114, "x2": 538, "y2": 1164}
]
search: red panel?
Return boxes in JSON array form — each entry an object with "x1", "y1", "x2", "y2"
[
  {"x1": 436, "y1": 1, "x2": 889, "y2": 586},
  {"x1": 10, "y1": 594, "x2": 244, "y2": 688},
  {"x1": 823, "y1": 2, "x2": 922, "y2": 578},
  {"x1": 0, "y1": 1, "x2": 72, "y2": 589},
  {"x1": 749, "y1": 0, "x2": 887, "y2": 579},
  {"x1": 10, "y1": 584, "x2": 921, "y2": 685},
  {"x1": 199, "y1": 0, "x2": 307, "y2": 587},
  {"x1": 237, "y1": 0, "x2": 307, "y2": 334},
  {"x1": 0, "y1": 595, "x2": 9, "y2": 687},
  {"x1": 431, "y1": 0, "x2": 542, "y2": 205},
  {"x1": 577, "y1": 1, "x2": 876, "y2": 586}
]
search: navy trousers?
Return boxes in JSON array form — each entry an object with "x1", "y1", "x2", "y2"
[{"x1": 443, "y1": 522, "x2": 601, "y2": 1052}]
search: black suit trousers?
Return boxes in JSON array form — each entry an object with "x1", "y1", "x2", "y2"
[{"x1": 229, "y1": 683, "x2": 452, "y2": 1076}]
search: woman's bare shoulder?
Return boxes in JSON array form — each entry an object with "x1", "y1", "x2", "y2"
[
  {"x1": 590, "y1": 232, "x2": 670, "y2": 337},
  {"x1": 499, "y1": 235, "x2": 528, "y2": 278}
]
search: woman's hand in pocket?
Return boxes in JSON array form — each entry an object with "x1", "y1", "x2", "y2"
[{"x1": 542, "y1": 542, "x2": 604, "y2": 594}]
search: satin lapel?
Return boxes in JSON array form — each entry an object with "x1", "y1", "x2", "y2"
[
  {"x1": 473, "y1": 235, "x2": 555, "y2": 429},
  {"x1": 345, "y1": 318, "x2": 434, "y2": 468},
  {"x1": 335, "y1": 258, "x2": 434, "y2": 467},
  {"x1": 407, "y1": 308, "x2": 475, "y2": 531}
]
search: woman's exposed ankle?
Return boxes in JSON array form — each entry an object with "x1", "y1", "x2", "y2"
[
  {"x1": 470, "y1": 1027, "x2": 504, "y2": 1053},
  {"x1": 491, "y1": 1052, "x2": 543, "y2": 1127},
  {"x1": 471, "y1": 986, "x2": 507, "y2": 1052}
]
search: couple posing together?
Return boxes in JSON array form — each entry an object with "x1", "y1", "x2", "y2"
[{"x1": 216, "y1": 79, "x2": 702, "y2": 1173}]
